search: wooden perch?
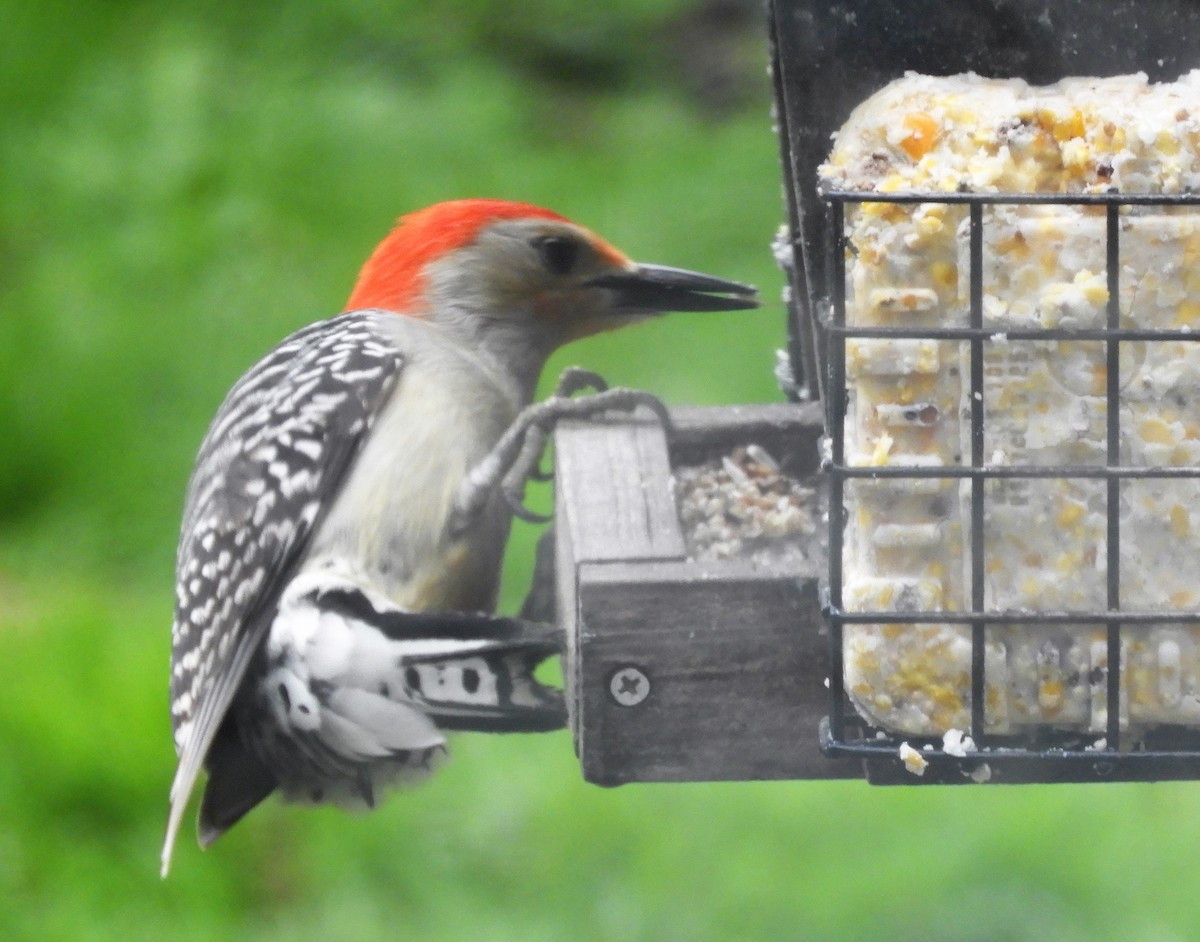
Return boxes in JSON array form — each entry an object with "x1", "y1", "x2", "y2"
[{"x1": 552, "y1": 402, "x2": 859, "y2": 784}]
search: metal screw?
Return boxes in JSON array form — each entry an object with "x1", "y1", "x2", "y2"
[{"x1": 609, "y1": 666, "x2": 650, "y2": 707}]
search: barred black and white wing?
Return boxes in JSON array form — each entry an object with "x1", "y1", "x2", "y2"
[{"x1": 163, "y1": 311, "x2": 403, "y2": 874}]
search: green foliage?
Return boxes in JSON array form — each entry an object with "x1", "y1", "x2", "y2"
[{"x1": 3, "y1": 3, "x2": 1197, "y2": 940}]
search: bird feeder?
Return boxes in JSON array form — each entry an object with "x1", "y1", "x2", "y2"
[{"x1": 551, "y1": 0, "x2": 1200, "y2": 786}]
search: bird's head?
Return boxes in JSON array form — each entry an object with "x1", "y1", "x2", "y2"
[{"x1": 344, "y1": 199, "x2": 757, "y2": 381}]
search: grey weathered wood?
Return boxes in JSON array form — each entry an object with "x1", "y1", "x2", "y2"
[
  {"x1": 668, "y1": 401, "x2": 826, "y2": 473},
  {"x1": 576, "y1": 559, "x2": 855, "y2": 782},
  {"x1": 554, "y1": 412, "x2": 686, "y2": 744},
  {"x1": 554, "y1": 401, "x2": 859, "y2": 783},
  {"x1": 554, "y1": 413, "x2": 686, "y2": 563}
]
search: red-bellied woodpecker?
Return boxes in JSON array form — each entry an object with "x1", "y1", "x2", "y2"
[{"x1": 162, "y1": 198, "x2": 757, "y2": 874}]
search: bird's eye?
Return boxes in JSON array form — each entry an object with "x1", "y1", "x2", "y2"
[{"x1": 534, "y1": 236, "x2": 580, "y2": 276}]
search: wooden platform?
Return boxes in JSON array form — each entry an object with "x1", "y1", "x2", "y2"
[{"x1": 550, "y1": 402, "x2": 860, "y2": 784}]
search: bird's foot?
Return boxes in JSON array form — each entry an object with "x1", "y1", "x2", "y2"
[{"x1": 450, "y1": 370, "x2": 670, "y2": 533}]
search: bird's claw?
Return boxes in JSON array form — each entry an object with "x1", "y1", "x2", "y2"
[
  {"x1": 500, "y1": 424, "x2": 554, "y2": 523},
  {"x1": 501, "y1": 489, "x2": 554, "y2": 525},
  {"x1": 553, "y1": 366, "x2": 609, "y2": 398},
  {"x1": 451, "y1": 379, "x2": 671, "y2": 535},
  {"x1": 522, "y1": 368, "x2": 609, "y2": 483},
  {"x1": 490, "y1": 367, "x2": 610, "y2": 516}
]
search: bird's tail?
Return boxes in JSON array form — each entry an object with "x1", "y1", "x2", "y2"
[
  {"x1": 185, "y1": 579, "x2": 566, "y2": 860},
  {"x1": 308, "y1": 585, "x2": 567, "y2": 733}
]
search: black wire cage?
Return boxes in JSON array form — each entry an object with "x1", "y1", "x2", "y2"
[{"x1": 771, "y1": 0, "x2": 1200, "y2": 782}]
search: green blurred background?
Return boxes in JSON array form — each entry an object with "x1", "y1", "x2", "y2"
[{"x1": 3, "y1": 2, "x2": 1199, "y2": 940}]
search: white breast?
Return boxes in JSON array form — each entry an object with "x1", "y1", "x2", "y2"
[{"x1": 301, "y1": 316, "x2": 523, "y2": 612}]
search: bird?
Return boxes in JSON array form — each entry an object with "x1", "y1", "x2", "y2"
[{"x1": 162, "y1": 198, "x2": 758, "y2": 875}]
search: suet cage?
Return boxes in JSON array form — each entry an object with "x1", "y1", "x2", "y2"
[{"x1": 773, "y1": 0, "x2": 1200, "y2": 782}]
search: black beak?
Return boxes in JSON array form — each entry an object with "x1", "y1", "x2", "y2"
[{"x1": 586, "y1": 263, "x2": 759, "y2": 313}]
